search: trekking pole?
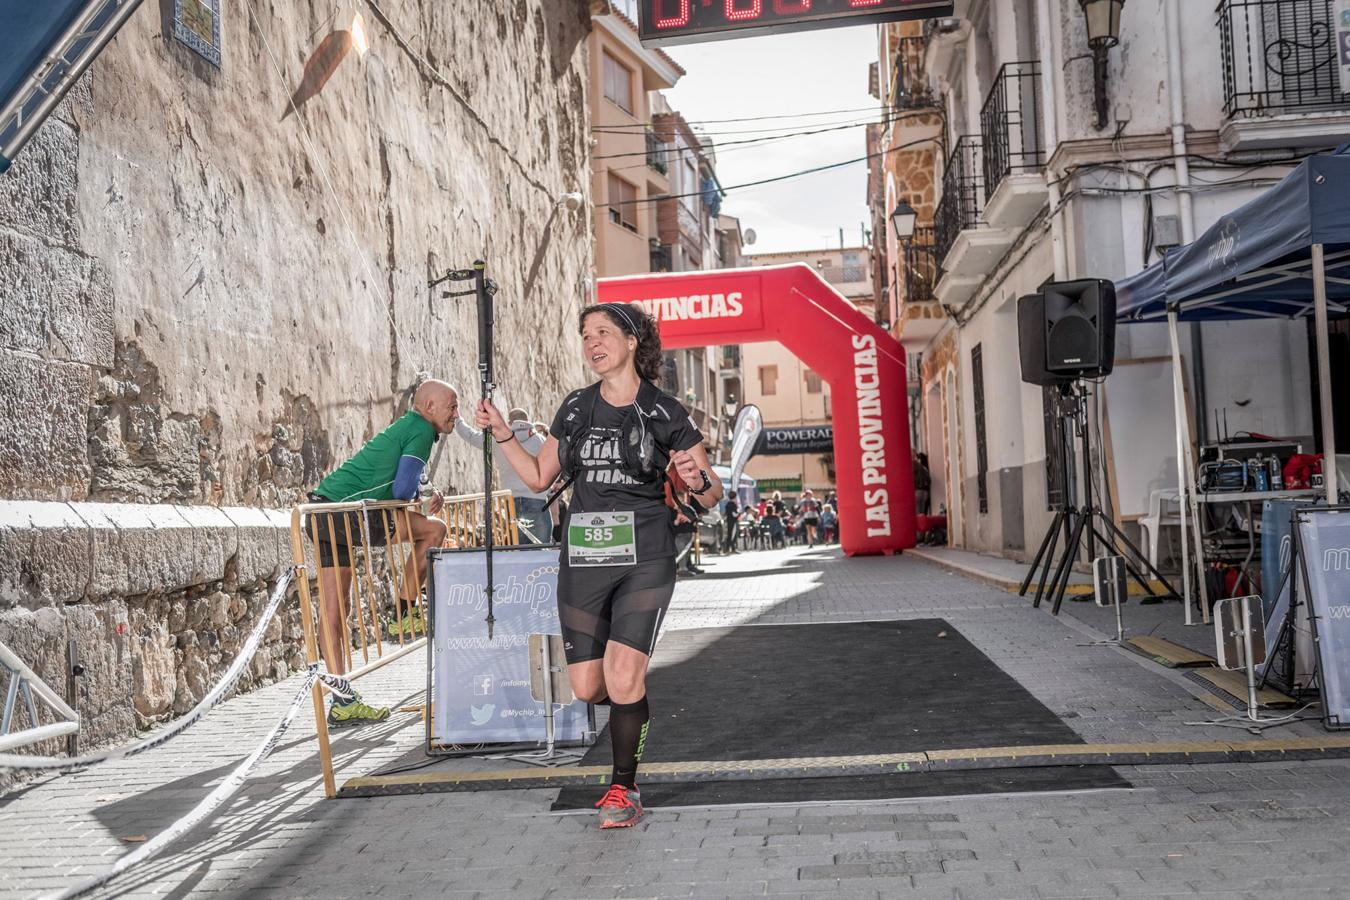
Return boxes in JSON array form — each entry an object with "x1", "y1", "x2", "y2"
[
  {"x1": 474, "y1": 260, "x2": 498, "y2": 640},
  {"x1": 428, "y1": 259, "x2": 499, "y2": 639}
]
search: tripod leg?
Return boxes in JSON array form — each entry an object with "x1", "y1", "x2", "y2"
[
  {"x1": 1097, "y1": 513, "x2": 1179, "y2": 598},
  {"x1": 1051, "y1": 512, "x2": 1088, "y2": 616},
  {"x1": 1021, "y1": 510, "x2": 1062, "y2": 597},
  {"x1": 1032, "y1": 513, "x2": 1064, "y2": 609}
]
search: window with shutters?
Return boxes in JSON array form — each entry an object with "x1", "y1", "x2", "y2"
[
  {"x1": 805, "y1": 370, "x2": 822, "y2": 394},
  {"x1": 607, "y1": 174, "x2": 638, "y2": 231},
  {"x1": 602, "y1": 51, "x2": 634, "y2": 114},
  {"x1": 759, "y1": 365, "x2": 778, "y2": 396},
  {"x1": 972, "y1": 343, "x2": 988, "y2": 514}
]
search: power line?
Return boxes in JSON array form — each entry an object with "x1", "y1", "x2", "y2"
[
  {"x1": 610, "y1": 135, "x2": 944, "y2": 209},
  {"x1": 589, "y1": 102, "x2": 889, "y2": 131},
  {"x1": 594, "y1": 108, "x2": 927, "y2": 162}
]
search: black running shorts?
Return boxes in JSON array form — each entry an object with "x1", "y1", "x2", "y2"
[
  {"x1": 557, "y1": 556, "x2": 676, "y2": 664},
  {"x1": 303, "y1": 494, "x2": 393, "y2": 568}
]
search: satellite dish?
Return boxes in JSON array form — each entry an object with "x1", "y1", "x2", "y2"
[{"x1": 743, "y1": 228, "x2": 757, "y2": 246}]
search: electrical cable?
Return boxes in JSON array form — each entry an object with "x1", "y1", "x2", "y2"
[
  {"x1": 593, "y1": 107, "x2": 934, "y2": 161},
  {"x1": 609, "y1": 135, "x2": 944, "y2": 209},
  {"x1": 589, "y1": 102, "x2": 891, "y2": 130}
]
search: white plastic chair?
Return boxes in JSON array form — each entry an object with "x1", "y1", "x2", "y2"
[{"x1": 1138, "y1": 488, "x2": 1182, "y2": 569}]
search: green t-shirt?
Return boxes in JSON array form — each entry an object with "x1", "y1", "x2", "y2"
[{"x1": 315, "y1": 410, "x2": 437, "y2": 502}]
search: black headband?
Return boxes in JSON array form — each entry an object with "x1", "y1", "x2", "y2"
[{"x1": 601, "y1": 303, "x2": 640, "y2": 336}]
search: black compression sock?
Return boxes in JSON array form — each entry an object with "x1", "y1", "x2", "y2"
[{"x1": 608, "y1": 695, "x2": 650, "y2": 789}]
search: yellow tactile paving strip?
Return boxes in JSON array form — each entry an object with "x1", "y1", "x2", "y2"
[{"x1": 337, "y1": 736, "x2": 1350, "y2": 797}]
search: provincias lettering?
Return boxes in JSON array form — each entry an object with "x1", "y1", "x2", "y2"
[
  {"x1": 852, "y1": 333, "x2": 890, "y2": 537},
  {"x1": 630, "y1": 292, "x2": 745, "y2": 322}
]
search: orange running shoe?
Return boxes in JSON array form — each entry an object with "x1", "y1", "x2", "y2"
[{"x1": 595, "y1": 784, "x2": 643, "y2": 829}]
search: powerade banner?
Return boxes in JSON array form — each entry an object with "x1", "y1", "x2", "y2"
[
  {"x1": 754, "y1": 425, "x2": 834, "y2": 455},
  {"x1": 429, "y1": 546, "x2": 588, "y2": 745},
  {"x1": 1295, "y1": 509, "x2": 1350, "y2": 729}
]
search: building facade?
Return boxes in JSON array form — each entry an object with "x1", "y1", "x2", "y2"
[{"x1": 873, "y1": 0, "x2": 1348, "y2": 559}]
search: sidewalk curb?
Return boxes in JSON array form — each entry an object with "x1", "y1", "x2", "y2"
[{"x1": 909, "y1": 547, "x2": 1168, "y2": 597}]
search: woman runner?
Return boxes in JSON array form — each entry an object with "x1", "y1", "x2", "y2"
[{"x1": 475, "y1": 302, "x2": 723, "y2": 828}]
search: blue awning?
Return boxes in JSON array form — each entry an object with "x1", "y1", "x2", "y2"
[{"x1": 1117, "y1": 147, "x2": 1350, "y2": 323}]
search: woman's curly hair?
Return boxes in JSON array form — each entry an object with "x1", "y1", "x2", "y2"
[{"x1": 579, "y1": 303, "x2": 664, "y2": 385}]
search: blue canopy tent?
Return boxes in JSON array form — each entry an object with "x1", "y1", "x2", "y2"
[
  {"x1": 1116, "y1": 147, "x2": 1350, "y2": 619},
  {"x1": 0, "y1": 0, "x2": 143, "y2": 173}
]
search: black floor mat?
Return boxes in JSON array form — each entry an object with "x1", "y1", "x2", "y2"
[{"x1": 553, "y1": 619, "x2": 1129, "y2": 809}]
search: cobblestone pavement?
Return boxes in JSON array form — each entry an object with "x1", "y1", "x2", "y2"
[{"x1": 3, "y1": 546, "x2": 1349, "y2": 899}]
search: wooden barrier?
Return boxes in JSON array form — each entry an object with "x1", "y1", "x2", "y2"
[
  {"x1": 438, "y1": 489, "x2": 521, "y2": 548},
  {"x1": 290, "y1": 498, "x2": 433, "y2": 797}
]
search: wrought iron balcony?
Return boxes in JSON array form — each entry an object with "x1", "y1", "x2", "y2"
[
  {"x1": 903, "y1": 226, "x2": 939, "y2": 305},
  {"x1": 933, "y1": 136, "x2": 985, "y2": 267},
  {"x1": 889, "y1": 36, "x2": 934, "y2": 110},
  {"x1": 645, "y1": 128, "x2": 668, "y2": 175},
  {"x1": 649, "y1": 242, "x2": 673, "y2": 273},
  {"x1": 979, "y1": 61, "x2": 1044, "y2": 194},
  {"x1": 1219, "y1": 0, "x2": 1350, "y2": 118}
]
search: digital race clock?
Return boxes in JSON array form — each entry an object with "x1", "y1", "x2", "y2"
[{"x1": 638, "y1": 0, "x2": 955, "y2": 47}]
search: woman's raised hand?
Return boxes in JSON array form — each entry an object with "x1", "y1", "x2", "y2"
[{"x1": 475, "y1": 398, "x2": 510, "y2": 441}]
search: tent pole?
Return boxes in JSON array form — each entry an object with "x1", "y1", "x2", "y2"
[
  {"x1": 1312, "y1": 243, "x2": 1338, "y2": 504},
  {"x1": 1168, "y1": 309, "x2": 1203, "y2": 625}
]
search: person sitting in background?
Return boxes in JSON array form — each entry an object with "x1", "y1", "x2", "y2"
[
  {"x1": 304, "y1": 380, "x2": 453, "y2": 728},
  {"x1": 457, "y1": 405, "x2": 551, "y2": 545}
]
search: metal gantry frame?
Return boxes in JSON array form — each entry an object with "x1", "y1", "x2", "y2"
[
  {"x1": 0, "y1": 642, "x2": 80, "y2": 753},
  {"x1": 0, "y1": 0, "x2": 145, "y2": 172}
]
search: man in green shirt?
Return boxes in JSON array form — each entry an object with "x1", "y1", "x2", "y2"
[{"x1": 305, "y1": 380, "x2": 457, "y2": 727}]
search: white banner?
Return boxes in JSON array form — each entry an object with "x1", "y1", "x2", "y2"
[{"x1": 728, "y1": 404, "x2": 763, "y2": 503}]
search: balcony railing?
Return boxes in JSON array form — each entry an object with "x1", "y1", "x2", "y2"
[
  {"x1": 1219, "y1": 0, "x2": 1350, "y2": 118},
  {"x1": 889, "y1": 36, "x2": 934, "y2": 110},
  {"x1": 933, "y1": 136, "x2": 985, "y2": 267},
  {"x1": 645, "y1": 129, "x2": 668, "y2": 175},
  {"x1": 979, "y1": 61, "x2": 1044, "y2": 194},
  {"x1": 649, "y1": 242, "x2": 673, "y2": 272},
  {"x1": 904, "y1": 226, "x2": 939, "y2": 304},
  {"x1": 815, "y1": 265, "x2": 871, "y2": 285}
]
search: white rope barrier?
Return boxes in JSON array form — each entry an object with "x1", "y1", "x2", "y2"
[
  {"x1": 0, "y1": 568, "x2": 297, "y2": 772},
  {"x1": 47, "y1": 667, "x2": 319, "y2": 900}
]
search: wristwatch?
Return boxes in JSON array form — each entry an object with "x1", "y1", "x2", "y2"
[{"x1": 688, "y1": 468, "x2": 713, "y2": 495}]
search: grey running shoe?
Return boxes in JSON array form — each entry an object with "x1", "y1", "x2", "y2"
[{"x1": 595, "y1": 784, "x2": 643, "y2": 829}]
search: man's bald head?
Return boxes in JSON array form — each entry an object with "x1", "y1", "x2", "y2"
[{"x1": 412, "y1": 380, "x2": 459, "y2": 434}]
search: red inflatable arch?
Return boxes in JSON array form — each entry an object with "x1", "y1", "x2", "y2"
[{"x1": 598, "y1": 263, "x2": 916, "y2": 556}]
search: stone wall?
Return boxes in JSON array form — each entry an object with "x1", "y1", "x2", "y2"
[{"x1": 0, "y1": 1, "x2": 595, "y2": 755}]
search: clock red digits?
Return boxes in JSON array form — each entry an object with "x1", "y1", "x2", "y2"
[
  {"x1": 773, "y1": 0, "x2": 811, "y2": 10},
  {"x1": 654, "y1": 0, "x2": 691, "y2": 27},
  {"x1": 849, "y1": 0, "x2": 884, "y2": 6},
  {"x1": 724, "y1": 0, "x2": 762, "y2": 21}
]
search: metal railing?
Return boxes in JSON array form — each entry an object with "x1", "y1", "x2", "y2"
[
  {"x1": 645, "y1": 128, "x2": 669, "y2": 174},
  {"x1": 889, "y1": 36, "x2": 934, "y2": 110},
  {"x1": 980, "y1": 61, "x2": 1044, "y2": 194},
  {"x1": 1219, "y1": 0, "x2": 1350, "y2": 118},
  {"x1": 933, "y1": 136, "x2": 985, "y2": 267},
  {"x1": 649, "y1": 242, "x2": 673, "y2": 272},
  {"x1": 903, "y1": 226, "x2": 939, "y2": 305}
]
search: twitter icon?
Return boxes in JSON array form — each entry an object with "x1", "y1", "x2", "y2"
[{"x1": 470, "y1": 703, "x2": 495, "y2": 726}]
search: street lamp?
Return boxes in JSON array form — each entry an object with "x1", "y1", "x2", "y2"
[
  {"x1": 1078, "y1": 0, "x2": 1125, "y2": 130},
  {"x1": 1078, "y1": 0, "x2": 1124, "y2": 48},
  {"x1": 890, "y1": 200, "x2": 918, "y2": 241}
]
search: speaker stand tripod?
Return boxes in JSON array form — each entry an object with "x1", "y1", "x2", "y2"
[{"x1": 1020, "y1": 382, "x2": 1181, "y2": 615}]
